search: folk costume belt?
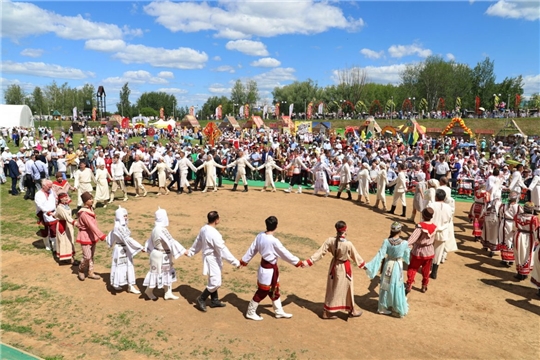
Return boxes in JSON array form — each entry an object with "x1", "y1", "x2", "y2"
[{"x1": 261, "y1": 258, "x2": 279, "y2": 288}]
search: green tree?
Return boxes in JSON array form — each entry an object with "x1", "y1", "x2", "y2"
[
  {"x1": 271, "y1": 80, "x2": 319, "y2": 113},
  {"x1": 117, "y1": 82, "x2": 132, "y2": 117},
  {"x1": 472, "y1": 57, "x2": 496, "y2": 110},
  {"x1": 136, "y1": 91, "x2": 176, "y2": 117},
  {"x1": 139, "y1": 107, "x2": 159, "y2": 117},
  {"x1": 230, "y1": 79, "x2": 246, "y2": 105},
  {"x1": 4, "y1": 84, "x2": 26, "y2": 105},
  {"x1": 31, "y1": 86, "x2": 46, "y2": 116},
  {"x1": 334, "y1": 66, "x2": 367, "y2": 106}
]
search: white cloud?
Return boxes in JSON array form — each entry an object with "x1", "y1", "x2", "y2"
[
  {"x1": 523, "y1": 74, "x2": 540, "y2": 97},
  {"x1": 446, "y1": 53, "x2": 456, "y2": 61},
  {"x1": 388, "y1": 43, "x2": 432, "y2": 58},
  {"x1": 0, "y1": 61, "x2": 94, "y2": 79},
  {"x1": 144, "y1": 1, "x2": 364, "y2": 39},
  {"x1": 157, "y1": 88, "x2": 188, "y2": 94},
  {"x1": 2, "y1": 2, "x2": 141, "y2": 41},
  {"x1": 252, "y1": 67, "x2": 297, "y2": 90},
  {"x1": 84, "y1": 39, "x2": 127, "y2": 52},
  {"x1": 486, "y1": 1, "x2": 540, "y2": 21},
  {"x1": 360, "y1": 48, "x2": 384, "y2": 59},
  {"x1": 250, "y1": 57, "x2": 281, "y2": 68},
  {"x1": 226, "y1": 40, "x2": 269, "y2": 56},
  {"x1": 214, "y1": 65, "x2": 236, "y2": 73},
  {"x1": 20, "y1": 48, "x2": 44, "y2": 58},
  {"x1": 213, "y1": 56, "x2": 222, "y2": 61},
  {"x1": 102, "y1": 70, "x2": 170, "y2": 86},
  {"x1": 331, "y1": 64, "x2": 407, "y2": 85},
  {"x1": 208, "y1": 83, "x2": 230, "y2": 95},
  {"x1": 157, "y1": 71, "x2": 174, "y2": 79},
  {"x1": 113, "y1": 44, "x2": 208, "y2": 69},
  {"x1": 122, "y1": 25, "x2": 144, "y2": 38}
]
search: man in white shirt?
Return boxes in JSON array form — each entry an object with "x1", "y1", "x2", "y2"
[
  {"x1": 34, "y1": 179, "x2": 58, "y2": 251},
  {"x1": 240, "y1": 216, "x2": 302, "y2": 321},
  {"x1": 187, "y1": 211, "x2": 240, "y2": 312},
  {"x1": 110, "y1": 154, "x2": 129, "y2": 202},
  {"x1": 387, "y1": 163, "x2": 408, "y2": 217}
]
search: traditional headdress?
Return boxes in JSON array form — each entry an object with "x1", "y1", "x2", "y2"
[{"x1": 391, "y1": 222, "x2": 402, "y2": 232}]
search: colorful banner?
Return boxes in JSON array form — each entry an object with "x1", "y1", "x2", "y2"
[
  {"x1": 239, "y1": 105, "x2": 244, "y2": 118},
  {"x1": 215, "y1": 105, "x2": 222, "y2": 120},
  {"x1": 294, "y1": 121, "x2": 312, "y2": 135},
  {"x1": 160, "y1": 107, "x2": 164, "y2": 119},
  {"x1": 289, "y1": 103, "x2": 294, "y2": 117},
  {"x1": 72, "y1": 107, "x2": 77, "y2": 120},
  {"x1": 92, "y1": 107, "x2": 96, "y2": 120},
  {"x1": 189, "y1": 106, "x2": 195, "y2": 116},
  {"x1": 307, "y1": 102, "x2": 313, "y2": 119},
  {"x1": 275, "y1": 103, "x2": 280, "y2": 117},
  {"x1": 245, "y1": 104, "x2": 250, "y2": 118},
  {"x1": 318, "y1": 102, "x2": 324, "y2": 114},
  {"x1": 263, "y1": 105, "x2": 268, "y2": 119}
]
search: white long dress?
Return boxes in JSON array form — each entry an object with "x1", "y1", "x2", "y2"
[
  {"x1": 107, "y1": 212, "x2": 144, "y2": 287},
  {"x1": 94, "y1": 168, "x2": 110, "y2": 202},
  {"x1": 528, "y1": 175, "x2": 540, "y2": 211}
]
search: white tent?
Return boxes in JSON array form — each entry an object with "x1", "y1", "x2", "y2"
[
  {"x1": 132, "y1": 115, "x2": 149, "y2": 125},
  {"x1": 0, "y1": 105, "x2": 34, "y2": 128}
]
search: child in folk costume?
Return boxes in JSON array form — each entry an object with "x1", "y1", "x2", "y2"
[
  {"x1": 94, "y1": 163, "x2": 111, "y2": 208},
  {"x1": 107, "y1": 207, "x2": 144, "y2": 294},
  {"x1": 427, "y1": 189, "x2": 453, "y2": 280},
  {"x1": 406, "y1": 208, "x2": 437, "y2": 294},
  {"x1": 480, "y1": 200, "x2": 500, "y2": 256},
  {"x1": 55, "y1": 192, "x2": 79, "y2": 265},
  {"x1": 256, "y1": 155, "x2": 283, "y2": 192},
  {"x1": 498, "y1": 191, "x2": 522, "y2": 267},
  {"x1": 303, "y1": 221, "x2": 365, "y2": 319},
  {"x1": 513, "y1": 202, "x2": 539, "y2": 281},
  {"x1": 373, "y1": 162, "x2": 388, "y2": 210},
  {"x1": 241, "y1": 216, "x2": 303, "y2": 321},
  {"x1": 310, "y1": 157, "x2": 332, "y2": 197},
  {"x1": 469, "y1": 185, "x2": 490, "y2": 241},
  {"x1": 365, "y1": 222, "x2": 410, "y2": 318},
  {"x1": 409, "y1": 172, "x2": 427, "y2": 223},
  {"x1": 143, "y1": 208, "x2": 187, "y2": 300},
  {"x1": 76, "y1": 192, "x2": 107, "y2": 281},
  {"x1": 148, "y1": 157, "x2": 173, "y2": 195}
]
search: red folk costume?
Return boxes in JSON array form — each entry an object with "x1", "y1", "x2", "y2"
[
  {"x1": 513, "y1": 213, "x2": 539, "y2": 276},
  {"x1": 52, "y1": 179, "x2": 72, "y2": 199},
  {"x1": 406, "y1": 221, "x2": 437, "y2": 291},
  {"x1": 469, "y1": 188, "x2": 490, "y2": 238},
  {"x1": 77, "y1": 206, "x2": 106, "y2": 279}
]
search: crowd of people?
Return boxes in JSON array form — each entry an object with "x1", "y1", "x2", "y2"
[{"x1": 2, "y1": 121, "x2": 540, "y2": 320}]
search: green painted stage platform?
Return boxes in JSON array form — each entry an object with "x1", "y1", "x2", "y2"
[{"x1": 0, "y1": 344, "x2": 41, "y2": 360}]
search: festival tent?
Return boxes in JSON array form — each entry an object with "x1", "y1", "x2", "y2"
[
  {"x1": 358, "y1": 116, "x2": 382, "y2": 138},
  {"x1": 132, "y1": 115, "x2": 149, "y2": 125},
  {"x1": 243, "y1": 116, "x2": 264, "y2": 129},
  {"x1": 180, "y1": 115, "x2": 200, "y2": 129},
  {"x1": 219, "y1": 116, "x2": 241, "y2": 131},
  {"x1": 495, "y1": 119, "x2": 527, "y2": 143},
  {"x1": 380, "y1": 125, "x2": 397, "y2": 137},
  {"x1": 312, "y1": 121, "x2": 330, "y2": 134},
  {"x1": 0, "y1": 105, "x2": 34, "y2": 128},
  {"x1": 150, "y1": 119, "x2": 176, "y2": 129},
  {"x1": 440, "y1": 117, "x2": 474, "y2": 138},
  {"x1": 278, "y1": 116, "x2": 294, "y2": 129},
  {"x1": 397, "y1": 119, "x2": 426, "y2": 144}
]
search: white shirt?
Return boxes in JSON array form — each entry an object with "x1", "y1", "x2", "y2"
[{"x1": 241, "y1": 232, "x2": 300, "y2": 266}]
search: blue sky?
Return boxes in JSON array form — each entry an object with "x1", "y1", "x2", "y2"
[{"x1": 1, "y1": 0, "x2": 539, "y2": 111}]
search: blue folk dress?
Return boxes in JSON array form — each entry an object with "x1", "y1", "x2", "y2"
[{"x1": 365, "y1": 237, "x2": 410, "y2": 317}]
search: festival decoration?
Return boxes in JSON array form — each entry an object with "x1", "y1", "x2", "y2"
[
  {"x1": 418, "y1": 98, "x2": 428, "y2": 112},
  {"x1": 369, "y1": 100, "x2": 382, "y2": 115},
  {"x1": 215, "y1": 104, "x2": 222, "y2": 120},
  {"x1": 455, "y1": 97, "x2": 461, "y2": 110},
  {"x1": 384, "y1": 99, "x2": 395, "y2": 113},
  {"x1": 275, "y1": 103, "x2": 280, "y2": 117},
  {"x1": 515, "y1": 94, "x2": 521, "y2": 110},
  {"x1": 402, "y1": 98, "x2": 412, "y2": 113},
  {"x1": 437, "y1": 97, "x2": 445, "y2": 111},
  {"x1": 159, "y1": 107, "x2": 164, "y2": 119},
  {"x1": 441, "y1": 117, "x2": 474, "y2": 137},
  {"x1": 307, "y1": 102, "x2": 313, "y2": 119},
  {"x1": 203, "y1": 122, "x2": 222, "y2": 146},
  {"x1": 356, "y1": 100, "x2": 367, "y2": 114},
  {"x1": 92, "y1": 107, "x2": 97, "y2": 120},
  {"x1": 475, "y1": 96, "x2": 481, "y2": 114},
  {"x1": 245, "y1": 104, "x2": 250, "y2": 118}
]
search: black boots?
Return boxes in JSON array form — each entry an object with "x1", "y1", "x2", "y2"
[
  {"x1": 336, "y1": 191, "x2": 341, "y2": 199},
  {"x1": 196, "y1": 288, "x2": 211, "y2": 312},
  {"x1": 401, "y1": 206, "x2": 407, "y2": 217},
  {"x1": 513, "y1": 273, "x2": 527, "y2": 281},
  {"x1": 187, "y1": 186, "x2": 193, "y2": 194},
  {"x1": 243, "y1": 185, "x2": 248, "y2": 192},
  {"x1": 430, "y1": 264, "x2": 439, "y2": 279},
  {"x1": 232, "y1": 184, "x2": 238, "y2": 191},
  {"x1": 387, "y1": 205, "x2": 396, "y2": 214},
  {"x1": 346, "y1": 190, "x2": 352, "y2": 200},
  {"x1": 209, "y1": 290, "x2": 226, "y2": 308}
]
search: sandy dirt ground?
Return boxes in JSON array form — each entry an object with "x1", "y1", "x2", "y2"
[{"x1": 1, "y1": 186, "x2": 539, "y2": 360}]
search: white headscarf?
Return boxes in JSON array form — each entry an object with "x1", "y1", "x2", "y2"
[
  {"x1": 417, "y1": 172, "x2": 426, "y2": 182},
  {"x1": 115, "y1": 206, "x2": 128, "y2": 226},
  {"x1": 534, "y1": 169, "x2": 540, "y2": 177},
  {"x1": 155, "y1": 207, "x2": 169, "y2": 227}
]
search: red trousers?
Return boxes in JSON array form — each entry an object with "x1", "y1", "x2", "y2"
[{"x1": 407, "y1": 255, "x2": 433, "y2": 287}]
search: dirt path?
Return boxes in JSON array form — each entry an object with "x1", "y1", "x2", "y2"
[{"x1": 1, "y1": 188, "x2": 539, "y2": 359}]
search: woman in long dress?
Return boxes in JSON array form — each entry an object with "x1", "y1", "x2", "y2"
[
  {"x1": 365, "y1": 222, "x2": 410, "y2": 318},
  {"x1": 528, "y1": 169, "x2": 540, "y2": 211},
  {"x1": 303, "y1": 221, "x2": 365, "y2": 319},
  {"x1": 310, "y1": 157, "x2": 331, "y2": 197},
  {"x1": 149, "y1": 157, "x2": 172, "y2": 195},
  {"x1": 55, "y1": 192, "x2": 79, "y2": 264},
  {"x1": 481, "y1": 201, "x2": 499, "y2": 255},
  {"x1": 373, "y1": 162, "x2": 388, "y2": 211},
  {"x1": 409, "y1": 172, "x2": 427, "y2": 223},
  {"x1": 497, "y1": 191, "x2": 521, "y2": 266},
  {"x1": 423, "y1": 179, "x2": 439, "y2": 209},
  {"x1": 197, "y1": 154, "x2": 226, "y2": 193},
  {"x1": 94, "y1": 163, "x2": 111, "y2": 207},
  {"x1": 513, "y1": 202, "x2": 539, "y2": 281},
  {"x1": 107, "y1": 206, "x2": 144, "y2": 294},
  {"x1": 469, "y1": 185, "x2": 490, "y2": 241},
  {"x1": 256, "y1": 155, "x2": 284, "y2": 192}
]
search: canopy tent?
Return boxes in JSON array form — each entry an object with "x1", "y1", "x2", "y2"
[
  {"x1": 0, "y1": 105, "x2": 34, "y2": 128},
  {"x1": 109, "y1": 114, "x2": 122, "y2": 124},
  {"x1": 312, "y1": 121, "x2": 330, "y2": 134},
  {"x1": 397, "y1": 119, "x2": 426, "y2": 145},
  {"x1": 132, "y1": 115, "x2": 149, "y2": 125},
  {"x1": 380, "y1": 125, "x2": 397, "y2": 137},
  {"x1": 496, "y1": 119, "x2": 526, "y2": 138},
  {"x1": 243, "y1": 116, "x2": 264, "y2": 129},
  {"x1": 150, "y1": 119, "x2": 176, "y2": 129},
  {"x1": 219, "y1": 116, "x2": 241, "y2": 131},
  {"x1": 278, "y1": 116, "x2": 294, "y2": 129},
  {"x1": 180, "y1": 115, "x2": 200, "y2": 129}
]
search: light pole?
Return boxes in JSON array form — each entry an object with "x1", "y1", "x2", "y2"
[
  {"x1": 304, "y1": 99, "x2": 307, "y2": 119},
  {"x1": 390, "y1": 96, "x2": 394, "y2": 126}
]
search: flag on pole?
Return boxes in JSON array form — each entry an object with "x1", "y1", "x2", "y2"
[
  {"x1": 307, "y1": 102, "x2": 313, "y2": 119},
  {"x1": 263, "y1": 105, "x2": 268, "y2": 119},
  {"x1": 239, "y1": 105, "x2": 244, "y2": 118},
  {"x1": 289, "y1": 103, "x2": 294, "y2": 117},
  {"x1": 275, "y1": 103, "x2": 280, "y2": 117},
  {"x1": 318, "y1": 102, "x2": 324, "y2": 114},
  {"x1": 245, "y1": 104, "x2": 250, "y2": 118},
  {"x1": 72, "y1": 107, "x2": 77, "y2": 120}
]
